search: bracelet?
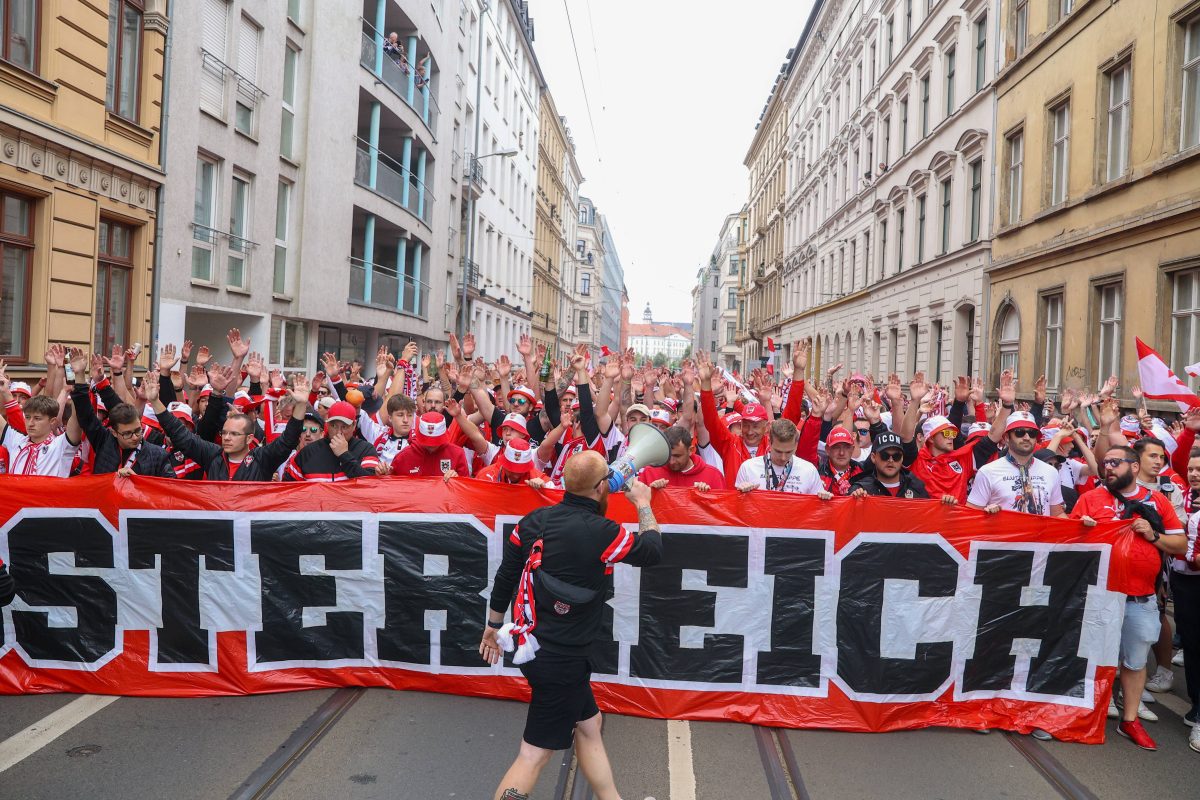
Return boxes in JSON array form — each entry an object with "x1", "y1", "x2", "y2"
[
  {"x1": 487, "y1": 620, "x2": 503, "y2": 629},
  {"x1": 112, "y1": 370, "x2": 124, "y2": 376},
  {"x1": 1001, "y1": 402, "x2": 1014, "y2": 410},
  {"x1": 1151, "y1": 531, "x2": 1161, "y2": 543}
]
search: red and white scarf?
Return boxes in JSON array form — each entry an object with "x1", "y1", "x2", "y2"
[
  {"x1": 16, "y1": 434, "x2": 53, "y2": 475},
  {"x1": 496, "y1": 537, "x2": 543, "y2": 664}
]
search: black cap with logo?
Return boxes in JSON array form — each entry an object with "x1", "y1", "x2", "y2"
[{"x1": 873, "y1": 432, "x2": 904, "y2": 453}]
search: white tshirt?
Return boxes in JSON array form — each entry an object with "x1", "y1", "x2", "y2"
[
  {"x1": 735, "y1": 455, "x2": 823, "y2": 495},
  {"x1": 698, "y1": 442, "x2": 724, "y2": 473},
  {"x1": 3, "y1": 431, "x2": 79, "y2": 477},
  {"x1": 967, "y1": 456, "x2": 1064, "y2": 515}
]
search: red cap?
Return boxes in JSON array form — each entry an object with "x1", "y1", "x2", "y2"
[
  {"x1": 325, "y1": 401, "x2": 357, "y2": 426},
  {"x1": 740, "y1": 403, "x2": 769, "y2": 422},
  {"x1": 826, "y1": 427, "x2": 855, "y2": 448},
  {"x1": 412, "y1": 412, "x2": 450, "y2": 446},
  {"x1": 723, "y1": 412, "x2": 743, "y2": 428}
]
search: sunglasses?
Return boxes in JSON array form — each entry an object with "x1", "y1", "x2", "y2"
[
  {"x1": 855, "y1": 428, "x2": 871, "y2": 436},
  {"x1": 510, "y1": 397, "x2": 529, "y2": 405},
  {"x1": 1009, "y1": 428, "x2": 1038, "y2": 439},
  {"x1": 1102, "y1": 457, "x2": 1136, "y2": 468},
  {"x1": 938, "y1": 429, "x2": 956, "y2": 439},
  {"x1": 302, "y1": 425, "x2": 322, "y2": 435},
  {"x1": 876, "y1": 450, "x2": 903, "y2": 462},
  {"x1": 317, "y1": 389, "x2": 331, "y2": 396}
]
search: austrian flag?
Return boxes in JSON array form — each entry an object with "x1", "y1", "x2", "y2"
[{"x1": 1135, "y1": 337, "x2": 1200, "y2": 410}]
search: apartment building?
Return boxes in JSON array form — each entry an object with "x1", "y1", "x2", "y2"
[
  {"x1": 692, "y1": 213, "x2": 745, "y2": 370},
  {"x1": 692, "y1": 259, "x2": 720, "y2": 359},
  {"x1": 597, "y1": 212, "x2": 624, "y2": 354},
  {"x1": 568, "y1": 195, "x2": 603, "y2": 348},
  {"x1": 0, "y1": 0, "x2": 167, "y2": 377},
  {"x1": 778, "y1": 0, "x2": 992, "y2": 383},
  {"x1": 532, "y1": 89, "x2": 580, "y2": 361},
  {"x1": 988, "y1": 0, "x2": 1200, "y2": 401}
]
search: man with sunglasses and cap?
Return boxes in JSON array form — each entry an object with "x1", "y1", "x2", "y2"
[
  {"x1": 967, "y1": 411, "x2": 1066, "y2": 517},
  {"x1": 850, "y1": 432, "x2": 945, "y2": 500},
  {"x1": 145, "y1": 373, "x2": 311, "y2": 481}
]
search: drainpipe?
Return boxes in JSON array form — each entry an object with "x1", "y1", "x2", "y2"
[
  {"x1": 980, "y1": 8, "x2": 1002, "y2": 382},
  {"x1": 460, "y1": 1, "x2": 489, "y2": 339},
  {"x1": 149, "y1": 11, "x2": 173, "y2": 350}
]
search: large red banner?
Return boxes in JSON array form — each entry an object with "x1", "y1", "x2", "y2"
[{"x1": 0, "y1": 476, "x2": 1138, "y2": 743}]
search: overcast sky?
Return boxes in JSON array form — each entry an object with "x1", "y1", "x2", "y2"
[{"x1": 528, "y1": 0, "x2": 815, "y2": 323}]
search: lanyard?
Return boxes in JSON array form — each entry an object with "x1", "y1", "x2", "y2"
[{"x1": 764, "y1": 455, "x2": 793, "y2": 491}]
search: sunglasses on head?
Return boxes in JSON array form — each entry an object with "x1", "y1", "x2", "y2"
[
  {"x1": 1009, "y1": 428, "x2": 1038, "y2": 438},
  {"x1": 876, "y1": 450, "x2": 903, "y2": 462}
]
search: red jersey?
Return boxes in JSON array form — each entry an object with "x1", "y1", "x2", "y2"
[
  {"x1": 639, "y1": 454, "x2": 726, "y2": 490},
  {"x1": 1071, "y1": 485, "x2": 1183, "y2": 596},
  {"x1": 390, "y1": 443, "x2": 469, "y2": 477},
  {"x1": 911, "y1": 441, "x2": 979, "y2": 503}
]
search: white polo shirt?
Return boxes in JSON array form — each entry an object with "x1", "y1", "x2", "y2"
[{"x1": 735, "y1": 455, "x2": 823, "y2": 495}]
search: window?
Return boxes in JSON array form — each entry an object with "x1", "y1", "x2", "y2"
[
  {"x1": 916, "y1": 194, "x2": 927, "y2": 263},
  {"x1": 287, "y1": 0, "x2": 301, "y2": 23},
  {"x1": 227, "y1": 175, "x2": 250, "y2": 289},
  {"x1": 888, "y1": 328, "x2": 899, "y2": 374},
  {"x1": 920, "y1": 75, "x2": 930, "y2": 136},
  {"x1": 1105, "y1": 62, "x2": 1131, "y2": 181},
  {"x1": 711, "y1": 318, "x2": 717, "y2": 331},
  {"x1": 1057, "y1": 0, "x2": 1075, "y2": 21},
  {"x1": 578, "y1": 206, "x2": 588, "y2": 224},
  {"x1": 1014, "y1": 0, "x2": 1028, "y2": 57},
  {"x1": 997, "y1": 305, "x2": 1020, "y2": 376},
  {"x1": 1184, "y1": 16, "x2": 1200, "y2": 151},
  {"x1": 580, "y1": 272, "x2": 591, "y2": 296},
  {"x1": 886, "y1": 17, "x2": 894, "y2": 64},
  {"x1": 944, "y1": 47, "x2": 956, "y2": 116},
  {"x1": 200, "y1": 0, "x2": 230, "y2": 118},
  {"x1": 1, "y1": 0, "x2": 38, "y2": 72},
  {"x1": 908, "y1": 323, "x2": 919, "y2": 377},
  {"x1": 1042, "y1": 293, "x2": 1063, "y2": 389},
  {"x1": 273, "y1": 180, "x2": 290, "y2": 295},
  {"x1": 895, "y1": 209, "x2": 905, "y2": 273},
  {"x1": 869, "y1": 43, "x2": 877, "y2": 86},
  {"x1": 106, "y1": 0, "x2": 143, "y2": 121},
  {"x1": 968, "y1": 159, "x2": 982, "y2": 242},
  {"x1": 1006, "y1": 131, "x2": 1024, "y2": 224},
  {"x1": 1050, "y1": 101, "x2": 1070, "y2": 205},
  {"x1": 727, "y1": 287, "x2": 737, "y2": 309},
  {"x1": 974, "y1": 15, "x2": 987, "y2": 92},
  {"x1": 931, "y1": 319, "x2": 943, "y2": 382},
  {"x1": 939, "y1": 178, "x2": 952, "y2": 254},
  {"x1": 0, "y1": 190, "x2": 33, "y2": 359},
  {"x1": 234, "y1": 16, "x2": 261, "y2": 137},
  {"x1": 728, "y1": 255, "x2": 738, "y2": 275},
  {"x1": 578, "y1": 310, "x2": 588, "y2": 334},
  {"x1": 878, "y1": 219, "x2": 888, "y2": 281},
  {"x1": 900, "y1": 99, "x2": 909, "y2": 153},
  {"x1": 192, "y1": 158, "x2": 218, "y2": 281},
  {"x1": 94, "y1": 219, "x2": 134, "y2": 355},
  {"x1": 1097, "y1": 282, "x2": 1122, "y2": 381},
  {"x1": 1172, "y1": 268, "x2": 1200, "y2": 391},
  {"x1": 881, "y1": 115, "x2": 891, "y2": 166},
  {"x1": 575, "y1": 239, "x2": 585, "y2": 259},
  {"x1": 271, "y1": 318, "x2": 308, "y2": 370},
  {"x1": 726, "y1": 321, "x2": 735, "y2": 345},
  {"x1": 280, "y1": 45, "x2": 297, "y2": 159},
  {"x1": 904, "y1": 0, "x2": 913, "y2": 41}
]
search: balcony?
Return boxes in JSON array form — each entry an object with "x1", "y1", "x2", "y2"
[
  {"x1": 461, "y1": 256, "x2": 481, "y2": 289},
  {"x1": 349, "y1": 257, "x2": 429, "y2": 319},
  {"x1": 354, "y1": 138, "x2": 433, "y2": 227},
  {"x1": 360, "y1": 22, "x2": 440, "y2": 139},
  {"x1": 463, "y1": 154, "x2": 485, "y2": 199}
]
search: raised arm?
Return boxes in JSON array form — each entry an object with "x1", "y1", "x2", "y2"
[{"x1": 988, "y1": 370, "x2": 1016, "y2": 444}]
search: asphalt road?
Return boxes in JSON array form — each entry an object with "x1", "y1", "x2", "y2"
[{"x1": 0, "y1": 658, "x2": 1194, "y2": 800}]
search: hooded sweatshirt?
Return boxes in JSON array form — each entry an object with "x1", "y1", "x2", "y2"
[{"x1": 638, "y1": 454, "x2": 726, "y2": 489}]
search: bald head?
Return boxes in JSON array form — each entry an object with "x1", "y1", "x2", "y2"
[{"x1": 563, "y1": 450, "x2": 608, "y2": 495}]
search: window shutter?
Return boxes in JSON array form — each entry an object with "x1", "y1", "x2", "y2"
[
  {"x1": 200, "y1": 0, "x2": 229, "y2": 115},
  {"x1": 238, "y1": 17, "x2": 260, "y2": 83}
]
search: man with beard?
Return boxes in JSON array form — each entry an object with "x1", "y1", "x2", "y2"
[
  {"x1": 1072, "y1": 445, "x2": 1187, "y2": 751},
  {"x1": 639, "y1": 426, "x2": 724, "y2": 491},
  {"x1": 480, "y1": 451, "x2": 661, "y2": 800},
  {"x1": 850, "y1": 432, "x2": 949, "y2": 500},
  {"x1": 967, "y1": 411, "x2": 1065, "y2": 517}
]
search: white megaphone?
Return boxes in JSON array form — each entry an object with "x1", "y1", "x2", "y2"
[{"x1": 607, "y1": 422, "x2": 671, "y2": 492}]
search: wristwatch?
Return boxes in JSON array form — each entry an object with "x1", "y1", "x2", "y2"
[
  {"x1": 487, "y1": 620, "x2": 503, "y2": 629},
  {"x1": 1150, "y1": 531, "x2": 1161, "y2": 543}
]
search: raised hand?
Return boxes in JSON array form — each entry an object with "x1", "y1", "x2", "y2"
[
  {"x1": 291, "y1": 374, "x2": 311, "y2": 402},
  {"x1": 227, "y1": 328, "x2": 250, "y2": 359},
  {"x1": 860, "y1": 396, "x2": 882, "y2": 424},
  {"x1": 208, "y1": 363, "x2": 235, "y2": 394},
  {"x1": 954, "y1": 375, "x2": 971, "y2": 403},
  {"x1": 516, "y1": 334, "x2": 532, "y2": 357},
  {"x1": 1098, "y1": 397, "x2": 1120, "y2": 428},
  {"x1": 462, "y1": 333, "x2": 476, "y2": 360},
  {"x1": 884, "y1": 373, "x2": 903, "y2": 407},
  {"x1": 157, "y1": 343, "x2": 178, "y2": 374},
  {"x1": 142, "y1": 372, "x2": 160, "y2": 405},
  {"x1": 969, "y1": 376, "x2": 985, "y2": 405},
  {"x1": 68, "y1": 346, "x2": 89, "y2": 377},
  {"x1": 90, "y1": 353, "x2": 106, "y2": 382},
  {"x1": 908, "y1": 371, "x2": 930, "y2": 404},
  {"x1": 375, "y1": 345, "x2": 392, "y2": 377},
  {"x1": 321, "y1": 352, "x2": 341, "y2": 381},
  {"x1": 186, "y1": 364, "x2": 208, "y2": 390},
  {"x1": 1131, "y1": 385, "x2": 1144, "y2": 401},
  {"x1": 793, "y1": 339, "x2": 810, "y2": 372},
  {"x1": 998, "y1": 369, "x2": 1016, "y2": 406},
  {"x1": 245, "y1": 351, "x2": 265, "y2": 382},
  {"x1": 496, "y1": 354, "x2": 512, "y2": 378},
  {"x1": 695, "y1": 350, "x2": 714, "y2": 385},
  {"x1": 1184, "y1": 407, "x2": 1200, "y2": 432},
  {"x1": 195, "y1": 345, "x2": 211, "y2": 368},
  {"x1": 1033, "y1": 374, "x2": 1047, "y2": 404},
  {"x1": 445, "y1": 397, "x2": 462, "y2": 417},
  {"x1": 180, "y1": 339, "x2": 193, "y2": 363},
  {"x1": 269, "y1": 368, "x2": 286, "y2": 390},
  {"x1": 1099, "y1": 375, "x2": 1119, "y2": 398},
  {"x1": 602, "y1": 355, "x2": 620, "y2": 380},
  {"x1": 44, "y1": 343, "x2": 64, "y2": 368}
]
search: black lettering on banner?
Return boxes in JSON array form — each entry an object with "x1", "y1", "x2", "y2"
[
  {"x1": 757, "y1": 536, "x2": 825, "y2": 687},
  {"x1": 631, "y1": 532, "x2": 748, "y2": 683},
  {"x1": 9, "y1": 515, "x2": 117, "y2": 664},
  {"x1": 963, "y1": 548, "x2": 1099, "y2": 698},
  {"x1": 377, "y1": 519, "x2": 487, "y2": 667},
  {"x1": 588, "y1": 582, "x2": 619, "y2": 677},
  {"x1": 127, "y1": 516, "x2": 235, "y2": 666},
  {"x1": 837, "y1": 541, "x2": 957, "y2": 695},
  {"x1": 251, "y1": 519, "x2": 364, "y2": 663}
]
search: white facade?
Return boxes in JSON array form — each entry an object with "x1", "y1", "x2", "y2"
[
  {"x1": 691, "y1": 261, "x2": 720, "y2": 358},
  {"x1": 712, "y1": 214, "x2": 744, "y2": 370},
  {"x1": 566, "y1": 196, "x2": 603, "y2": 347},
  {"x1": 159, "y1": 0, "x2": 459, "y2": 370},
  {"x1": 629, "y1": 331, "x2": 691, "y2": 363},
  {"x1": 779, "y1": 0, "x2": 993, "y2": 383},
  {"x1": 462, "y1": 0, "x2": 540, "y2": 361}
]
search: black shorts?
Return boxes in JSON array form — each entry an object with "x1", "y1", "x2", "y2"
[{"x1": 519, "y1": 651, "x2": 599, "y2": 751}]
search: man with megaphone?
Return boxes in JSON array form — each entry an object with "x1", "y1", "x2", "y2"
[{"x1": 480, "y1": 450, "x2": 663, "y2": 800}]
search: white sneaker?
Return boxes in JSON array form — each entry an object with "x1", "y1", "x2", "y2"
[
  {"x1": 1190, "y1": 725, "x2": 1200, "y2": 754},
  {"x1": 1137, "y1": 701, "x2": 1158, "y2": 722},
  {"x1": 1142, "y1": 689, "x2": 1156, "y2": 705},
  {"x1": 1146, "y1": 666, "x2": 1174, "y2": 693},
  {"x1": 1174, "y1": 650, "x2": 1185, "y2": 667},
  {"x1": 1108, "y1": 698, "x2": 1120, "y2": 719}
]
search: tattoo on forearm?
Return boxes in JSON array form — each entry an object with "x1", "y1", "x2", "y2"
[{"x1": 637, "y1": 504, "x2": 658, "y2": 532}]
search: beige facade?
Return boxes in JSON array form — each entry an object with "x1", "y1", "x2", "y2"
[
  {"x1": 533, "y1": 90, "x2": 579, "y2": 360},
  {"x1": 989, "y1": 0, "x2": 1200, "y2": 402},
  {"x1": 0, "y1": 0, "x2": 167, "y2": 375}
]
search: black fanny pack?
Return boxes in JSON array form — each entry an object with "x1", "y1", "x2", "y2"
[{"x1": 533, "y1": 569, "x2": 597, "y2": 619}]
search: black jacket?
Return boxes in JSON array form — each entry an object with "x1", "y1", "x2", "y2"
[
  {"x1": 282, "y1": 437, "x2": 380, "y2": 481},
  {"x1": 159, "y1": 401, "x2": 303, "y2": 481},
  {"x1": 71, "y1": 383, "x2": 174, "y2": 477},
  {"x1": 490, "y1": 493, "x2": 662, "y2": 655},
  {"x1": 850, "y1": 469, "x2": 931, "y2": 499}
]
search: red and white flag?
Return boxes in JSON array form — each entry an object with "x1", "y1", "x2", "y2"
[
  {"x1": 1187, "y1": 360, "x2": 1200, "y2": 380},
  {"x1": 766, "y1": 337, "x2": 776, "y2": 353},
  {"x1": 1135, "y1": 338, "x2": 1200, "y2": 410}
]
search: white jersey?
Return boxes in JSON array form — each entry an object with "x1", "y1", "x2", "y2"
[
  {"x1": 3, "y1": 430, "x2": 79, "y2": 477},
  {"x1": 698, "y1": 442, "x2": 724, "y2": 473},
  {"x1": 735, "y1": 455, "x2": 823, "y2": 495},
  {"x1": 967, "y1": 456, "x2": 1064, "y2": 515},
  {"x1": 359, "y1": 409, "x2": 410, "y2": 467}
]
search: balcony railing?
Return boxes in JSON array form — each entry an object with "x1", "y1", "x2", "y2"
[
  {"x1": 463, "y1": 154, "x2": 485, "y2": 198},
  {"x1": 360, "y1": 24, "x2": 440, "y2": 138},
  {"x1": 461, "y1": 256, "x2": 480, "y2": 288},
  {"x1": 349, "y1": 256, "x2": 429, "y2": 319},
  {"x1": 354, "y1": 139, "x2": 434, "y2": 226}
]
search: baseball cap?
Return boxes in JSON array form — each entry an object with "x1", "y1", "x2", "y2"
[
  {"x1": 500, "y1": 412, "x2": 529, "y2": 437},
  {"x1": 412, "y1": 411, "x2": 450, "y2": 447},
  {"x1": 167, "y1": 401, "x2": 194, "y2": 428},
  {"x1": 1032, "y1": 448, "x2": 1063, "y2": 465},
  {"x1": 826, "y1": 427, "x2": 855, "y2": 448},
  {"x1": 656, "y1": 397, "x2": 679, "y2": 412},
  {"x1": 199, "y1": 384, "x2": 213, "y2": 399},
  {"x1": 723, "y1": 412, "x2": 743, "y2": 428},
  {"x1": 649, "y1": 409, "x2": 672, "y2": 427},
  {"x1": 325, "y1": 400, "x2": 358, "y2": 426},
  {"x1": 626, "y1": 403, "x2": 652, "y2": 419},
  {"x1": 740, "y1": 403, "x2": 769, "y2": 422},
  {"x1": 317, "y1": 395, "x2": 335, "y2": 411},
  {"x1": 921, "y1": 415, "x2": 957, "y2": 439},
  {"x1": 873, "y1": 432, "x2": 904, "y2": 453},
  {"x1": 10, "y1": 381, "x2": 31, "y2": 397},
  {"x1": 497, "y1": 439, "x2": 535, "y2": 474},
  {"x1": 1004, "y1": 411, "x2": 1039, "y2": 433}
]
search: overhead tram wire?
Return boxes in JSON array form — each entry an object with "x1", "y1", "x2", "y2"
[{"x1": 561, "y1": 0, "x2": 602, "y2": 163}]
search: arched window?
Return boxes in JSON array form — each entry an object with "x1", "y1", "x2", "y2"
[
  {"x1": 833, "y1": 333, "x2": 841, "y2": 371},
  {"x1": 996, "y1": 303, "x2": 1020, "y2": 377},
  {"x1": 857, "y1": 329, "x2": 867, "y2": 373}
]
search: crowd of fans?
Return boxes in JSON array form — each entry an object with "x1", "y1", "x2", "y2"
[{"x1": 0, "y1": 329, "x2": 1196, "y2": 753}]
